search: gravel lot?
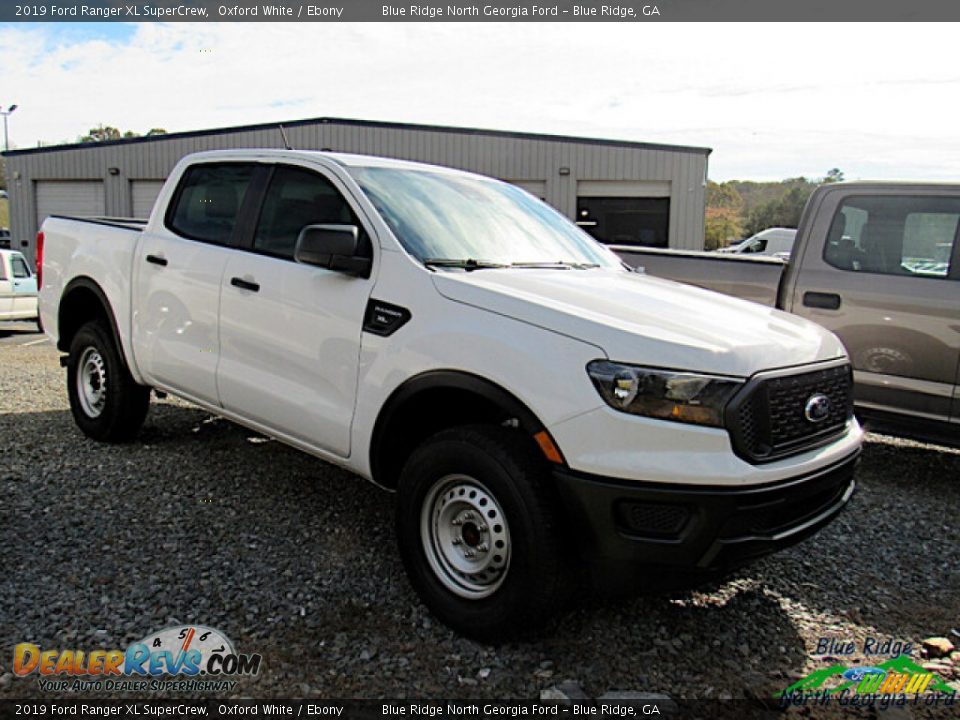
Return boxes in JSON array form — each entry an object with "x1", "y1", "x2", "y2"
[{"x1": 1, "y1": 323, "x2": 958, "y2": 704}]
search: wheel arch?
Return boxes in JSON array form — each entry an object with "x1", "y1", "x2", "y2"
[
  {"x1": 57, "y1": 277, "x2": 128, "y2": 368},
  {"x1": 369, "y1": 371, "x2": 558, "y2": 490}
]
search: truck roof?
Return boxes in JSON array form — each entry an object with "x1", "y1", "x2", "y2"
[
  {"x1": 828, "y1": 180, "x2": 960, "y2": 190},
  {"x1": 182, "y1": 148, "x2": 478, "y2": 177}
]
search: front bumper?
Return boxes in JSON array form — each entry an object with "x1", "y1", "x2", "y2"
[{"x1": 554, "y1": 449, "x2": 859, "y2": 587}]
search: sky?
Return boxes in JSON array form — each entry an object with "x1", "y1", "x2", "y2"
[{"x1": 1, "y1": 22, "x2": 958, "y2": 181}]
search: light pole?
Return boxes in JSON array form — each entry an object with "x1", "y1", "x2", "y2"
[{"x1": 1, "y1": 105, "x2": 18, "y2": 152}]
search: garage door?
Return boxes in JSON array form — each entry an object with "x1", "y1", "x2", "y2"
[
  {"x1": 131, "y1": 180, "x2": 166, "y2": 219},
  {"x1": 576, "y1": 179, "x2": 673, "y2": 248},
  {"x1": 36, "y1": 180, "x2": 105, "y2": 228}
]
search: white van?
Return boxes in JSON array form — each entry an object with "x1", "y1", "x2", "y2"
[{"x1": 719, "y1": 227, "x2": 797, "y2": 257}]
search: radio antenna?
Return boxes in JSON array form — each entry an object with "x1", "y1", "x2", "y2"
[{"x1": 278, "y1": 124, "x2": 293, "y2": 150}]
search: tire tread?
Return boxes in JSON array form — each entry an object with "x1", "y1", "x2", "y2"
[{"x1": 67, "y1": 320, "x2": 150, "y2": 442}]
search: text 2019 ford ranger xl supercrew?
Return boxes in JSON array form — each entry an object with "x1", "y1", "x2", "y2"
[{"x1": 39, "y1": 150, "x2": 862, "y2": 639}]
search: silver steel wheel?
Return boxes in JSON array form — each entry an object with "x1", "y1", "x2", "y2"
[
  {"x1": 77, "y1": 346, "x2": 107, "y2": 419},
  {"x1": 420, "y1": 474, "x2": 512, "y2": 599}
]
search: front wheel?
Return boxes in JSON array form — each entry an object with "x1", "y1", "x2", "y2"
[
  {"x1": 67, "y1": 320, "x2": 150, "y2": 442},
  {"x1": 396, "y1": 425, "x2": 570, "y2": 641}
]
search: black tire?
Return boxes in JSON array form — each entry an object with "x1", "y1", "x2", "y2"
[
  {"x1": 396, "y1": 425, "x2": 570, "y2": 641},
  {"x1": 67, "y1": 320, "x2": 150, "y2": 442}
]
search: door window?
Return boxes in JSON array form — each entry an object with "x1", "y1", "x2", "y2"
[
  {"x1": 253, "y1": 166, "x2": 366, "y2": 260},
  {"x1": 166, "y1": 164, "x2": 256, "y2": 245},
  {"x1": 824, "y1": 196, "x2": 959, "y2": 278},
  {"x1": 11, "y1": 255, "x2": 30, "y2": 278}
]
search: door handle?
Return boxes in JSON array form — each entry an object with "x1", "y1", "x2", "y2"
[
  {"x1": 230, "y1": 277, "x2": 260, "y2": 293},
  {"x1": 145, "y1": 254, "x2": 168, "y2": 267},
  {"x1": 803, "y1": 291, "x2": 841, "y2": 310}
]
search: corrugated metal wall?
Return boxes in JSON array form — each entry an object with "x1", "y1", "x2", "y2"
[{"x1": 4, "y1": 119, "x2": 709, "y2": 263}]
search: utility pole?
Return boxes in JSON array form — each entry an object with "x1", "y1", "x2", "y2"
[{"x1": 1, "y1": 105, "x2": 18, "y2": 152}]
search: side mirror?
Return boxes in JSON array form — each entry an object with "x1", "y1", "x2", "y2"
[{"x1": 294, "y1": 224, "x2": 371, "y2": 277}]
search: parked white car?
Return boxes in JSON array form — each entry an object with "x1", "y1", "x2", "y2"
[
  {"x1": 719, "y1": 227, "x2": 797, "y2": 257},
  {"x1": 0, "y1": 248, "x2": 39, "y2": 324},
  {"x1": 39, "y1": 150, "x2": 861, "y2": 639}
]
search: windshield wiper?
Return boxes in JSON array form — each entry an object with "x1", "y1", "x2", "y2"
[
  {"x1": 422, "y1": 258, "x2": 509, "y2": 271},
  {"x1": 509, "y1": 261, "x2": 601, "y2": 270}
]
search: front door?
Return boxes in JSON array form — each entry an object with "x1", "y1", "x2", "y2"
[
  {"x1": 9, "y1": 253, "x2": 38, "y2": 316},
  {"x1": 790, "y1": 191, "x2": 960, "y2": 424},
  {"x1": 132, "y1": 163, "x2": 260, "y2": 406},
  {"x1": 0, "y1": 256, "x2": 13, "y2": 316},
  {"x1": 216, "y1": 163, "x2": 374, "y2": 457}
]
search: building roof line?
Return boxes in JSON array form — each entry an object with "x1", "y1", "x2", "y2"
[{"x1": 1, "y1": 116, "x2": 712, "y2": 158}]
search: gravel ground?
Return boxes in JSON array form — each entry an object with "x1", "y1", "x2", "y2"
[{"x1": 0, "y1": 326, "x2": 958, "y2": 704}]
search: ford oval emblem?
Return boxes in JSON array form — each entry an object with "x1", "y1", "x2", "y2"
[{"x1": 804, "y1": 393, "x2": 832, "y2": 423}]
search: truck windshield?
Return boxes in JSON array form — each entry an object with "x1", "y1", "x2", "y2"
[{"x1": 348, "y1": 166, "x2": 621, "y2": 269}]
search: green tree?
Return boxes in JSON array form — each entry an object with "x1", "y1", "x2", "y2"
[
  {"x1": 824, "y1": 167, "x2": 845, "y2": 183},
  {"x1": 705, "y1": 206, "x2": 744, "y2": 250},
  {"x1": 744, "y1": 180, "x2": 817, "y2": 235},
  {"x1": 81, "y1": 125, "x2": 123, "y2": 142},
  {"x1": 709, "y1": 170, "x2": 846, "y2": 244},
  {"x1": 80, "y1": 126, "x2": 167, "y2": 143},
  {"x1": 705, "y1": 181, "x2": 745, "y2": 249},
  {"x1": 707, "y1": 181, "x2": 743, "y2": 210}
]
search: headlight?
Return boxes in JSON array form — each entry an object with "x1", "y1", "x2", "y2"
[{"x1": 586, "y1": 360, "x2": 743, "y2": 428}]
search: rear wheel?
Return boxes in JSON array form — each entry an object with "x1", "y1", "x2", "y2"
[
  {"x1": 396, "y1": 425, "x2": 569, "y2": 641},
  {"x1": 67, "y1": 320, "x2": 150, "y2": 442}
]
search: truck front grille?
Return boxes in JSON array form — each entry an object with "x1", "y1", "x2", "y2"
[{"x1": 726, "y1": 362, "x2": 853, "y2": 463}]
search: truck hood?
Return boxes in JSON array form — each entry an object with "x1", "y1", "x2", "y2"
[{"x1": 431, "y1": 268, "x2": 846, "y2": 377}]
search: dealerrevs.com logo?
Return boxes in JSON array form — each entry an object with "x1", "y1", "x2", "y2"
[{"x1": 13, "y1": 626, "x2": 261, "y2": 693}]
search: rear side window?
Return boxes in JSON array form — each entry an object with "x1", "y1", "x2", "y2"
[
  {"x1": 824, "y1": 195, "x2": 960, "y2": 278},
  {"x1": 253, "y1": 166, "x2": 367, "y2": 260},
  {"x1": 11, "y1": 256, "x2": 30, "y2": 278},
  {"x1": 167, "y1": 164, "x2": 256, "y2": 245}
]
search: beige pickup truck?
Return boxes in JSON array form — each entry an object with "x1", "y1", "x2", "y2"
[{"x1": 614, "y1": 182, "x2": 960, "y2": 448}]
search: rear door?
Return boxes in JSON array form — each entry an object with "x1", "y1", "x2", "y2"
[
  {"x1": 789, "y1": 188, "x2": 960, "y2": 424},
  {"x1": 9, "y1": 253, "x2": 38, "y2": 316},
  {"x1": 216, "y1": 162, "x2": 375, "y2": 457},
  {"x1": 132, "y1": 163, "x2": 263, "y2": 406}
]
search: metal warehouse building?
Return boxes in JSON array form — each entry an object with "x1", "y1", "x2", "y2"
[{"x1": 3, "y1": 117, "x2": 710, "y2": 264}]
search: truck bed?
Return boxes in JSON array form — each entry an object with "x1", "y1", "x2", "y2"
[
  {"x1": 49, "y1": 215, "x2": 147, "y2": 232},
  {"x1": 610, "y1": 245, "x2": 787, "y2": 307},
  {"x1": 39, "y1": 215, "x2": 145, "y2": 362}
]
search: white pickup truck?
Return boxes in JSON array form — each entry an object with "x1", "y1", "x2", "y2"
[
  {"x1": 39, "y1": 150, "x2": 862, "y2": 639},
  {"x1": 0, "y1": 248, "x2": 39, "y2": 325}
]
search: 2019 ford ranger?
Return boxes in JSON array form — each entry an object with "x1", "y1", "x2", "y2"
[
  {"x1": 39, "y1": 150, "x2": 862, "y2": 638},
  {"x1": 614, "y1": 182, "x2": 960, "y2": 448}
]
